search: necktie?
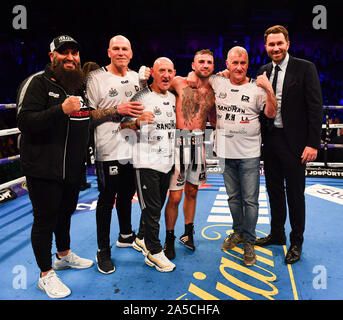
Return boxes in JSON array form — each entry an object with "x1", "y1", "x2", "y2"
[{"x1": 272, "y1": 65, "x2": 281, "y2": 94}]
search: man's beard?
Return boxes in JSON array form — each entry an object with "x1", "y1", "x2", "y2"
[
  {"x1": 50, "y1": 57, "x2": 84, "y2": 92},
  {"x1": 195, "y1": 70, "x2": 212, "y2": 79}
]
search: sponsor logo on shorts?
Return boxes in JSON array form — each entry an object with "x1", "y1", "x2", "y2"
[
  {"x1": 109, "y1": 166, "x2": 119, "y2": 175},
  {"x1": 199, "y1": 172, "x2": 206, "y2": 181}
]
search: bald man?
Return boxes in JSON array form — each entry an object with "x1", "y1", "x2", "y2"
[
  {"x1": 121, "y1": 57, "x2": 177, "y2": 272},
  {"x1": 86, "y1": 35, "x2": 149, "y2": 274}
]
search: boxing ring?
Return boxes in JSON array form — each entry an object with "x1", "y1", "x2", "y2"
[
  {"x1": 1, "y1": 103, "x2": 343, "y2": 199},
  {"x1": 1, "y1": 103, "x2": 343, "y2": 301}
]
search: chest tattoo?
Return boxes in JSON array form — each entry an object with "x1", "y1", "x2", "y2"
[{"x1": 181, "y1": 87, "x2": 214, "y2": 126}]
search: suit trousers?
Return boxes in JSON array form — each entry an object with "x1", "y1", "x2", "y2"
[
  {"x1": 26, "y1": 176, "x2": 80, "y2": 272},
  {"x1": 263, "y1": 128, "x2": 306, "y2": 246}
]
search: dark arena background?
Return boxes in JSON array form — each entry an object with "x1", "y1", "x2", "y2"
[{"x1": 0, "y1": 0, "x2": 343, "y2": 313}]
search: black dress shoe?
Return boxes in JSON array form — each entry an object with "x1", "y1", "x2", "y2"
[
  {"x1": 285, "y1": 245, "x2": 302, "y2": 264},
  {"x1": 255, "y1": 234, "x2": 286, "y2": 246}
]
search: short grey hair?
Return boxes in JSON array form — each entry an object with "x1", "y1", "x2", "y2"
[{"x1": 227, "y1": 46, "x2": 248, "y2": 60}]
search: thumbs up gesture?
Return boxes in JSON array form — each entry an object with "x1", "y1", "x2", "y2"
[{"x1": 256, "y1": 71, "x2": 272, "y2": 91}]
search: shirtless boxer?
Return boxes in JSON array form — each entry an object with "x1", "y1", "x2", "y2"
[{"x1": 163, "y1": 49, "x2": 216, "y2": 260}]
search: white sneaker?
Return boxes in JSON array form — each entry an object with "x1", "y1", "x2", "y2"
[
  {"x1": 132, "y1": 237, "x2": 148, "y2": 257},
  {"x1": 145, "y1": 250, "x2": 176, "y2": 272},
  {"x1": 37, "y1": 270, "x2": 71, "y2": 299},
  {"x1": 53, "y1": 251, "x2": 94, "y2": 270}
]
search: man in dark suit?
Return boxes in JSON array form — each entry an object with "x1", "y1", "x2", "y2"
[{"x1": 255, "y1": 25, "x2": 323, "y2": 264}]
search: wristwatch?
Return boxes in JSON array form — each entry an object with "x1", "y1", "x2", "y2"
[
  {"x1": 113, "y1": 105, "x2": 119, "y2": 116},
  {"x1": 112, "y1": 105, "x2": 122, "y2": 122}
]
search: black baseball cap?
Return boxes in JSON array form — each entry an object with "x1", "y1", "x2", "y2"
[{"x1": 50, "y1": 35, "x2": 80, "y2": 53}]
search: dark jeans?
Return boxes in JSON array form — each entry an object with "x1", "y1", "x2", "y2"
[
  {"x1": 135, "y1": 168, "x2": 172, "y2": 254},
  {"x1": 95, "y1": 160, "x2": 136, "y2": 250},
  {"x1": 26, "y1": 176, "x2": 80, "y2": 272}
]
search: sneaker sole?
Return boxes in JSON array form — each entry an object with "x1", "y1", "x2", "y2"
[
  {"x1": 116, "y1": 241, "x2": 134, "y2": 248},
  {"x1": 244, "y1": 257, "x2": 257, "y2": 266},
  {"x1": 144, "y1": 257, "x2": 175, "y2": 272},
  {"x1": 178, "y1": 239, "x2": 195, "y2": 251},
  {"x1": 95, "y1": 256, "x2": 115, "y2": 274},
  {"x1": 37, "y1": 282, "x2": 71, "y2": 299},
  {"x1": 53, "y1": 262, "x2": 94, "y2": 270}
]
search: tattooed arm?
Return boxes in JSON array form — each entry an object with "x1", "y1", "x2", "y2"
[
  {"x1": 90, "y1": 106, "x2": 119, "y2": 127},
  {"x1": 91, "y1": 101, "x2": 144, "y2": 127}
]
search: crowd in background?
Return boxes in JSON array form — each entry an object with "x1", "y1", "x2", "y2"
[{"x1": 1, "y1": 33, "x2": 343, "y2": 184}]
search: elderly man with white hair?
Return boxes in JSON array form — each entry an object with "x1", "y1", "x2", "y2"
[{"x1": 208, "y1": 46, "x2": 277, "y2": 266}]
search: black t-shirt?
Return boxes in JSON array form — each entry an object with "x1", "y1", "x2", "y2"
[{"x1": 64, "y1": 94, "x2": 90, "y2": 183}]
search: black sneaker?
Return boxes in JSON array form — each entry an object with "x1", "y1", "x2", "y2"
[
  {"x1": 116, "y1": 232, "x2": 136, "y2": 248},
  {"x1": 96, "y1": 248, "x2": 115, "y2": 274},
  {"x1": 164, "y1": 232, "x2": 176, "y2": 260},
  {"x1": 179, "y1": 224, "x2": 195, "y2": 251}
]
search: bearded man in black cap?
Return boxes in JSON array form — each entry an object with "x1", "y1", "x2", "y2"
[{"x1": 16, "y1": 35, "x2": 94, "y2": 299}]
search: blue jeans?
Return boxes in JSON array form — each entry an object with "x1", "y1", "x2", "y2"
[{"x1": 222, "y1": 157, "x2": 260, "y2": 244}]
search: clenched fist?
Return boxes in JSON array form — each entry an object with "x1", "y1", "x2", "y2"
[
  {"x1": 139, "y1": 66, "x2": 151, "y2": 82},
  {"x1": 137, "y1": 111, "x2": 155, "y2": 127},
  {"x1": 62, "y1": 96, "x2": 81, "y2": 115}
]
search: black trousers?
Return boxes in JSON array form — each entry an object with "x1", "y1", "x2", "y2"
[
  {"x1": 26, "y1": 176, "x2": 80, "y2": 272},
  {"x1": 263, "y1": 128, "x2": 306, "y2": 247},
  {"x1": 135, "y1": 168, "x2": 172, "y2": 255},
  {"x1": 95, "y1": 160, "x2": 136, "y2": 250}
]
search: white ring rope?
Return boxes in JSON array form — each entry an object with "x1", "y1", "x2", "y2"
[{"x1": 0, "y1": 103, "x2": 342, "y2": 192}]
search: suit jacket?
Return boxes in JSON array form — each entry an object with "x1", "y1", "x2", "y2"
[{"x1": 258, "y1": 55, "x2": 323, "y2": 157}]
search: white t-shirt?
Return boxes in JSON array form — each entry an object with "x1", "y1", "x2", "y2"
[
  {"x1": 209, "y1": 75, "x2": 266, "y2": 159},
  {"x1": 86, "y1": 67, "x2": 140, "y2": 161},
  {"x1": 123, "y1": 86, "x2": 176, "y2": 173}
]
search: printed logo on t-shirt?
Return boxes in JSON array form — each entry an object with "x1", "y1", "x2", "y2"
[
  {"x1": 241, "y1": 95, "x2": 250, "y2": 102},
  {"x1": 109, "y1": 88, "x2": 119, "y2": 97},
  {"x1": 153, "y1": 106, "x2": 162, "y2": 115}
]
